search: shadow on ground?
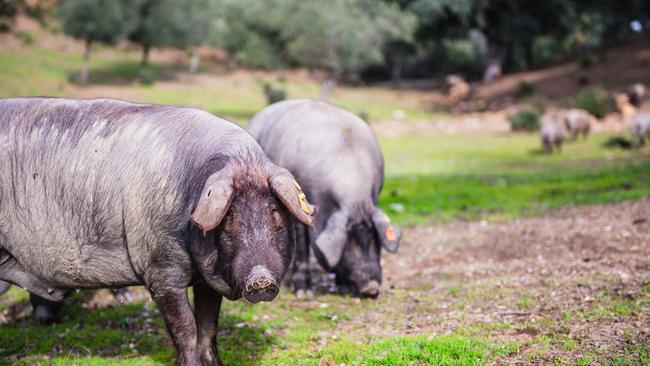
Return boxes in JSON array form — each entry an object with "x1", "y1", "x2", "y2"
[{"x1": 69, "y1": 62, "x2": 181, "y2": 86}]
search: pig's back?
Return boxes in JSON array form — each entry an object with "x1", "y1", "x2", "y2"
[{"x1": 248, "y1": 99, "x2": 384, "y2": 204}]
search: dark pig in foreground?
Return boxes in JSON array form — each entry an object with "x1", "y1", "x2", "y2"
[
  {"x1": 247, "y1": 99, "x2": 401, "y2": 298},
  {"x1": 0, "y1": 98, "x2": 314, "y2": 366}
]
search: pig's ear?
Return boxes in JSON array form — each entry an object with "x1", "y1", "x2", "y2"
[
  {"x1": 268, "y1": 167, "x2": 315, "y2": 226},
  {"x1": 314, "y1": 210, "x2": 348, "y2": 269},
  {"x1": 190, "y1": 167, "x2": 235, "y2": 234},
  {"x1": 371, "y1": 207, "x2": 401, "y2": 253}
]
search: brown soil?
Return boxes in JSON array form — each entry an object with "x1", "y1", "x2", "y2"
[
  {"x1": 474, "y1": 41, "x2": 650, "y2": 102},
  {"x1": 336, "y1": 199, "x2": 650, "y2": 364}
]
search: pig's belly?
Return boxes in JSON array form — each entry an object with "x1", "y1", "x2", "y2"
[{"x1": 16, "y1": 237, "x2": 140, "y2": 289}]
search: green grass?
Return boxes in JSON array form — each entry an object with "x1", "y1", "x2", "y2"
[
  {"x1": 0, "y1": 42, "x2": 441, "y2": 125},
  {"x1": 2, "y1": 30, "x2": 650, "y2": 365},
  {"x1": 380, "y1": 159, "x2": 650, "y2": 225},
  {"x1": 0, "y1": 287, "x2": 508, "y2": 365}
]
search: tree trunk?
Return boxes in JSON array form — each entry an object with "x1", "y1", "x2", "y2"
[
  {"x1": 482, "y1": 41, "x2": 504, "y2": 83},
  {"x1": 80, "y1": 38, "x2": 92, "y2": 85},
  {"x1": 391, "y1": 55, "x2": 403, "y2": 88},
  {"x1": 141, "y1": 43, "x2": 151, "y2": 69},
  {"x1": 319, "y1": 79, "x2": 336, "y2": 101},
  {"x1": 524, "y1": 42, "x2": 534, "y2": 70},
  {"x1": 189, "y1": 46, "x2": 201, "y2": 73}
]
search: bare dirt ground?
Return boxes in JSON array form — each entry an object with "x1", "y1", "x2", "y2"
[{"x1": 335, "y1": 199, "x2": 650, "y2": 364}]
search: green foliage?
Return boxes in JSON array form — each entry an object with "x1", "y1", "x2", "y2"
[
  {"x1": 516, "y1": 82, "x2": 536, "y2": 98},
  {"x1": 262, "y1": 83, "x2": 286, "y2": 105},
  {"x1": 208, "y1": 0, "x2": 283, "y2": 69},
  {"x1": 358, "y1": 110, "x2": 370, "y2": 123},
  {"x1": 129, "y1": 0, "x2": 214, "y2": 51},
  {"x1": 0, "y1": 0, "x2": 18, "y2": 32},
  {"x1": 572, "y1": 87, "x2": 613, "y2": 118},
  {"x1": 603, "y1": 136, "x2": 633, "y2": 150},
  {"x1": 212, "y1": 0, "x2": 415, "y2": 76},
  {"x1": 138, "y1": 67, "x2": 156, "y2": 85},
  {"x1": 57, "y1": 0, "x2": 134, "y2": 45},
  {"x1": 508, "y1": 109, "x2": 540, "y2": 132}
]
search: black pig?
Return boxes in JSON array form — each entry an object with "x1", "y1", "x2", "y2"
[
  {"x1": 0, "y1": 97, "x2": 314, "y2": 366},
  {"x1": 247, "y1": 99, "x2": 401, "y2": 298}
]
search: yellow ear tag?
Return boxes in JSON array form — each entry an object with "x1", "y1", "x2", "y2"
[
  {"x1": 298, "y1": 192, "x2": 312, "y2": 214},
  {"x1": 383, "y1": 213, "x2": 391, "y2": 223},
  {"x1": 385, "y1": 226, "x2": 397, "y2": 241},
  {"x1": 292, "y1": 179, "x2": 303, "y2": 191}
]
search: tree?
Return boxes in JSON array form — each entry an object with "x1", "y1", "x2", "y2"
[
  {"x1": 410, "y1": 0, "x2": 573, "y2": 81},
  {"x1": 57, "y1": 0, "x2": 135, "y2": 84},
  {"x1": 182, "y1": 0, "x2": 218, "y2": 73},
  {"x1": 0, "y1": 0, "x2": 19, "y2": 32},
  {"x1": 211, "y1": 0, "x2": 413, "y2": 93},
  {"x1": 128, "y1": 0, "x2": 192, "y2": 69},
  {"x1": 209, "y1": 0, "x2": 285, "y2": 70},
  {"x1": 279, "y1": 0, "x2": 415, "y2": 97}
]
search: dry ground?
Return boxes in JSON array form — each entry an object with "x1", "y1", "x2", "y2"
[{"x1": 346, "y1": 198, "x2": 650, "y2": 364}]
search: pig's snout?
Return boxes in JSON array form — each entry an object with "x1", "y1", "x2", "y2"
[
  {"x1": 243, "y1": 265, "x2": 279, "y2": 303},
  {"x1": 359, "y1": 280, "x2": 380, "y2": 299}
]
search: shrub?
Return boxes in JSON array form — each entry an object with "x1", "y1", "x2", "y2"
[
  {"x1": 602, "y1": 136, "x2": 632, "y2": 150},
  {"x1": 572, "y1": 87, "x2": 613, "y2": 118},
  {"x1": 358, "y1": 110, "x2": 370, "y2": 123},
  {"x1": 508, "y1": 109, "x2": 540, "y2": 132},
  {"x1": 516, "y1": 81, "x2": 536, "y2": 98},
  {"x1": 138, "y1": 67, "x2": 156, "y2": 85},
  {"x1": 262, "y1": 83, "x2": 286, "y2": 105}
]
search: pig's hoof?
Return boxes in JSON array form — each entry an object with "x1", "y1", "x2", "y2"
[{"x1": 33, "y1": 306, "x2": 57, "y2": 325}]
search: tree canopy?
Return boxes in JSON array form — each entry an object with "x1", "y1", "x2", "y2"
[{"x1": 43, "y1": 0, "x2": 650, "y2": 82}]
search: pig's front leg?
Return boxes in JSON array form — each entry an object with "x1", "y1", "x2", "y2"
[
  {"x1": 194, "y1": 282, "x2": 223, "y2": 366},
  {"x1": 149, "y1": 285, "x2": 201, "y2": 366},
  {"x1": 292, "y1": 222, "x2": 312, "y2": 296}
]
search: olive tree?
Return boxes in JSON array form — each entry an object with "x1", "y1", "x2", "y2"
[{"x1": 57, "y1": 0, "x2": 135, "y2": 84}]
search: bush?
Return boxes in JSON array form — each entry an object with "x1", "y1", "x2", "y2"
[
  {"x1": 602, "y1": 136, "x2": 632, "y2": 150},
  {"x1": 138, "y1": 67, "x2": 156, "y2": 85},
  {"x1": 516, "y1": 81, "x2": 536, "y2": 98},
  {"x1": 508, "y1": 109, "x2": 540, "y2": 132},
  {"x1": 358, "y1": 110, "x2": 370, "y2": 123},
  {"x1": 572, "y1": 87, "x2": 613, "y2": 118},
  {"x1": 262, "y1": 83, "x2": 286, "y2": 105}
]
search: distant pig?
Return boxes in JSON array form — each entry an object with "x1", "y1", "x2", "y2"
[
  {"x1": 627, "y1": 83, "x2": 646, "y2": 108},
  {"x1": 631, "y1": 112, "x2": 650, "y2": 147},
  {"x1": 247, "y1": 99, "x2": 401, "y2": 298},
  {"x1": 0, "y1": 97, "x2": 314, "y2": 366},
  {"x1": 563, "y1": 109, "x2": 592, "y2": 139},
  {"x1": 540, "y1": 121, "x2": 565, "y2": 153}
]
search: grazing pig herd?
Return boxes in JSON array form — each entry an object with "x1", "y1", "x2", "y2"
[
  {"x1": 0, "y1": 97, "x2": 401, "y2": 365},
  {"x1": 539, "y1": 108, "x2": 593, "y2": 154},
  {"x1": 540, "y1": 83, "x2": 649, "y2": 153}
]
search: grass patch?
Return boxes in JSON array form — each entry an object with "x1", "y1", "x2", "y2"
[
  {"x1": 381, "y1": 159, "x2": 650, "y2": 225},
  {"x1": 0, "y1": 288, "x2": 511, "y2": 365}
]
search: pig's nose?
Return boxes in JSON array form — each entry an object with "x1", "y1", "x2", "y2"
[
  {"x1": 243, "y1": 265, "x2": 279, "y2": 303},
  {"x1": 359, "y1": 280, "x2": 380, "y2": 299}
]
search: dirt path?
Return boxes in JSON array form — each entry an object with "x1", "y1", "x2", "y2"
[{"x1": 337, "y1": 199, "x2": 650, "y2": 364}]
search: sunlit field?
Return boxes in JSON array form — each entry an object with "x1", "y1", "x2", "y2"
[{"x1": 1, "y1": 25, "x2": 649, "y2": 366}]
